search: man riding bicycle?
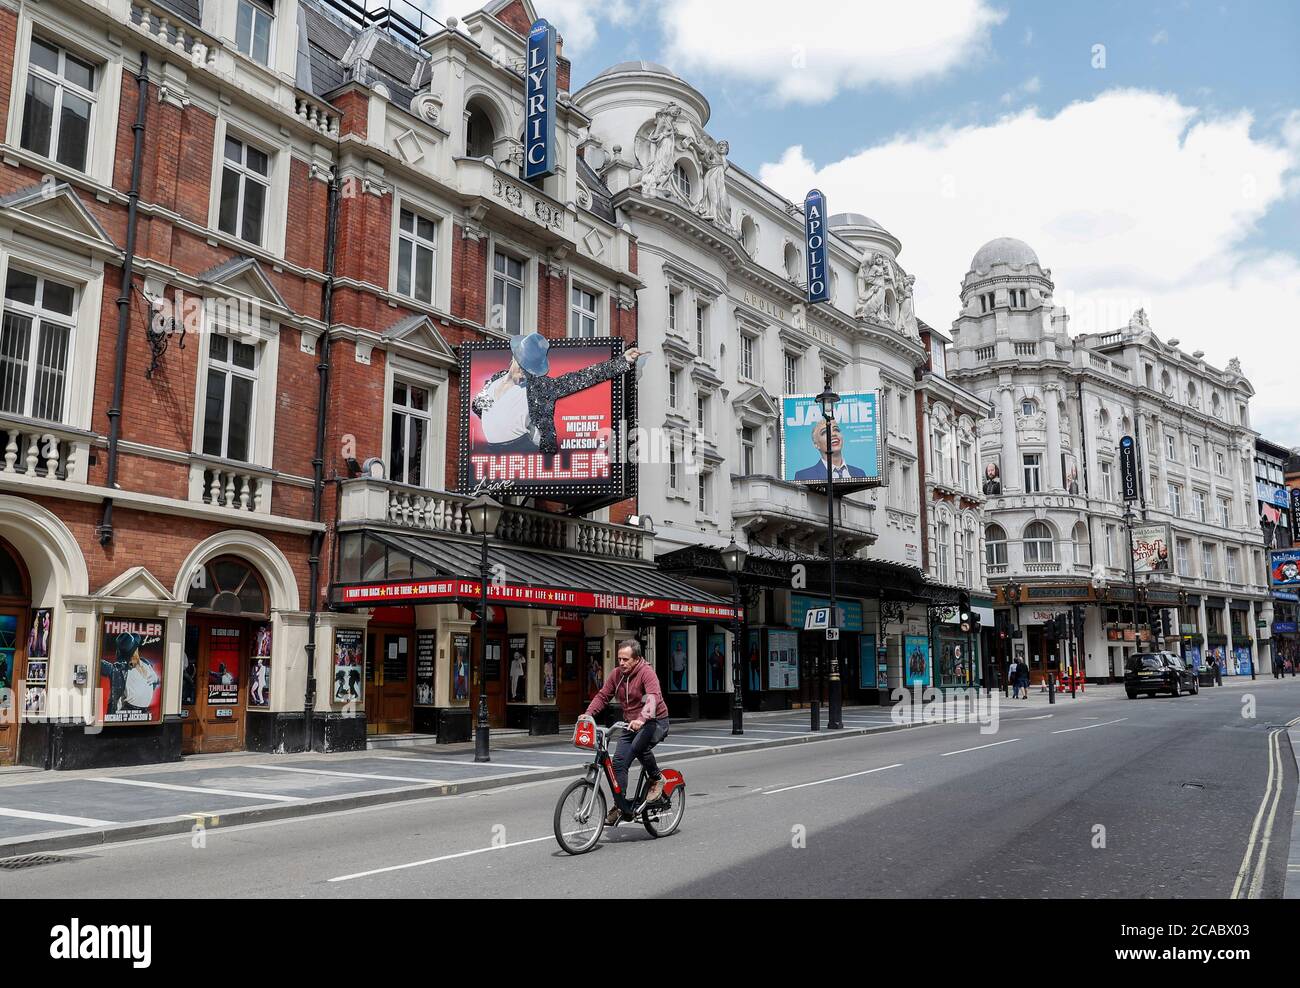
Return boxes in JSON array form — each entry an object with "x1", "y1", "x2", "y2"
[{"x1": 583, "y1": 639, "x2": 669, "y2": 826}]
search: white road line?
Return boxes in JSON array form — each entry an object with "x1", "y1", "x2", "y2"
[
  {"x1": 373, "y1": 756, "x2": 575, "y2": 771},
  {"x1": 257, "y1": 765, "x2": 439, "y2": 785},
  {"x1": 0, "y1": 806, "x2": 117, "y2": 827},
  {"x1": 490, "y1": 749, "x2": 587, "y2": 757},
  {"x1": 90, "y1": 777, "x2": 299, "y2": 803},
  {"x1": 762, "y1": 763, "x2": 903, "y2": 795},
  {"x1": 1248, "y1": 729, "x2": 1286, "y2": 899},
  {"x1": 1232, "y1": 728, "x2": 1281, "y2": 899},
  {"x1": 939, "y1": 739, "x2": 1020, "y2": 757},
  {"x1": 1051, "y1": 718, "x2": 1128, "y2": 734},
  {"x1": 329, "y1": 833, "x2": 559, "y2": 882}
]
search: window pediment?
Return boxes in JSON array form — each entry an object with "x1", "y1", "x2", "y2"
[
  {"x1": 731, "y1": 385, "x2": 780, "y2": 421},
  {"x1": 0, "y1": 182, "x2": 117, "y2": 256},
  {"x1": 197, "y1": 256, "x2": 287, "y2": 311},
  {"x1": 381, "y1": 313, "x2": 456, "y2": 366}
]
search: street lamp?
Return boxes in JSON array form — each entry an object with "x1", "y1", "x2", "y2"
[
  {"x1": 1123, "y1": 502, "x2": 1141, "y2": 656},
  {"x1": 721, "y1": 536, "x2": 748, "y2": 735},
  {"x1": 467, "y1": 493, "x2": 503, "y2": 763},
  {"x1": 818, "y1": 376, "x2": 843, "y2": 731}
]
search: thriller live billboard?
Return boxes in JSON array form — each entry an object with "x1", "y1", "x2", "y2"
[{"x1": 458, "y1": 336, "x2": 635, "y2": 501}]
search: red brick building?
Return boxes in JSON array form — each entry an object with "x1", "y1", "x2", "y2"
[{"x1": 0, "y1": 0, "x2": 726, "y2": 768}]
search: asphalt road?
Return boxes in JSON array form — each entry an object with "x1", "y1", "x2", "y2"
[{"x1": 5, "y1": 679, "x2": 1297, "y2": 898}]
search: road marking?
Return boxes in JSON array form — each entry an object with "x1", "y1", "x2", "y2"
[
  {"x1": 1051, "y1": 718, "x2": 1128, "y2": 734},
  {"x1": 0, "y1": 806, "x2": 117, "y2": 827},
  {"x1": 1249, "y1": 729, "x2": 1286, "y2": 899},
  {"x1": 1232, "y1": 728, "x2": 1283, "y2": 899},
  {"x1": 257, "y1": 765, "x2": 439, "y2": 785},
  {"x1": 90, "y1": 777, "x2": 299, "y2": 802},
  {"x1": 939, "y1": 739, "x2": 1020, "y2": 757},
  {"x1": 761, "y1": 762, "x2": 902, "y2": 795},
  {"x1": 373, "y1": 756, "x2": 575, "y2": 771},
  {"x1": 329, "y1": 833, "x2": 560, "y2": 882}
]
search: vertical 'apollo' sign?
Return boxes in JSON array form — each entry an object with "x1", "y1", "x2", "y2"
[
  {"x1": 524, "y1": 19, "x2": 557, "y2": 181},
  {"x1": 804, "y1": 189, "x2": 830, "y2": 303}
]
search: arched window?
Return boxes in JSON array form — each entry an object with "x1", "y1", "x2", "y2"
[
  {"x1": 1073, "y1": 522, "x2": 1090, "y2": 566},
  {"x1": 1023, "y1": 522, "x2": 1055, "y2": 563},
  {"x1": 964, "y1": 521, "x2": 977, "y2": 585},
  {"x1": 1020, "y1": 398, "x2": 1036, "y2": 417},
  {"x1": 784, "y1": 243, "x2": 800, "y2": 280},
  {"x1": 673, "y1": 161, "x2": 692, "y2": 199},
  {"x1": 935, "y1": 515, "x2": 951, "y2": 582},
  {"x1": 985, "y1": 523, "x2": 1007, "y2": 567},
  {"x1": 186, "y1": 556, "x2": 269, "y2": 617},
  {"x1": 740, "y1": 215, "x2": 757, "y2": 253},
  {"x1": 0, "y1": 539, "x2": 27, "y2": 599},
  {"x1": 465, "y1": 101, "x2": 497, "y2": 159}
]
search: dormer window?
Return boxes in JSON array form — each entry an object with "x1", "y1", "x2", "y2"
[{"x1": 236, "y1": 0, "x2": 274, "y2": 67}]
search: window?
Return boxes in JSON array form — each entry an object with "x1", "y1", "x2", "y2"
[
  {"x1": 784, "y1": 353, "x2": 798, "y2": 394},
  {"x1": 1191, "y1": 443, "x2": 1201, "y2": 468},
  {"x1": 389, "y1": 381, "x2": 430, "y2": 486},
  {"x1": 695, "y1": 302, "x2": 707, "y2": 355},
  {"x1": 1105, "y1": 525, "x2": 1118, "y2": 567},
  {"x1": 1219, "y1": 499, "x2": 1232, "y2": 528},
  {"x1": 235, "y1": 0, "x2": 274, "y2": 66},
  {"x1": 1023, "y1": 453, "x2": 1041, "y2": 493},
  {"x1": 1176, "y1": 538, "x2": 1191, "y2": 577},
  {"x1": 1024, "y1": 522, "x2": 1054, "y2": 563},
  {"x1": 739, "y1": 335, "x2": 754, "y2": 380},
  {"x1": 668, "y1": 444, "x2": 678, "y2": 490},
  {"x1": 696, "y1": 391, "x2": 708, "y2": 433},
  {"x1": 983, "y1": 292, "x2": 995, "y2": 312},
  {"x1": 935, "y1": 518, "x2": 950, "y2": 582},
  {"x1": 985, "y1": 524, "x2": 1007, "y2": 567},
  {"x1": 1167, "y1": 483, "x2": 1182, "y2": 517},
  {"x1": 1192, "y1": 490, "x2": 1206, "y2": 523},
  {"x1": 1201, "y1": 543, "x2": 1217, "y2": 581},
  {"x1": 396, "y1": 208, "x2": 437, "y2": 304},
  {"x1": 741, "y1": 426, "x2": 756, "y2": 475},
  {"x1": 570, "y1": 285, "x2": 598, "y2": 338},
  {"x1": 465, "y1": 104, "x2": 496, "y2": 158},
  {"x1": 1073, "y1": 523, "x2": 1090, "y2": 566},
  {"x1": 674, "y1": 163, "x2": 692, "y2": 199},
  {"x1": 1207, "y1": 608, "x2": 1221, "y2": 634},
  {"x1": 959, "y1": 441, "x2": 972, "y2": 492},
  {"x1": 1009, "y1": 288, "x2": 1027, "y2": 308},
  {"x1": 491, "y1": 251, "x2": 524, "y2": 335},
  {"x1": 964, "y1": 525, "x2": 976, "y2": 585},
  {"x1": 201, "y1": 333, "x2": 258, "y2": 462},
  {"x1": 1226, "y1": 548, "x2": 1240, "y2": 584},
  {"x1": 667, "y1": 290, "x2": 678, "y2": 333},
  {"x1": 668, "y1": 369, "x2": 679, "y2": 409},
  {"x1": 1021, "y1": 399, "x2": 1035, "y2": 417},
  {"x1": 1100, "y1": 461, "x2": 1115, "y2": 501},
  {"x1": 697, "y1": 470, "x2": 710, "y2": 513},
  {"x1": 20, "y1": 37, "x2": 96, "y2": 172},
  {"x1": 954, "y1": 527, "x2": 965, "y2": 584},
  {"x1": 0, "y1": 268, "x2": 75, "y2": 423},
  {"x1": 1215, "y1": 450, "x2": 1225, "y2": 474},
  {"x1": 1165, "y1": 434, "x2": 1177, "y2": 461},
  {"x1": 979, "y1": 295, "x2": 987, "y2": 314},
  {"x1": 218, "y1": 136, "x2": 270, "y2": 246}
]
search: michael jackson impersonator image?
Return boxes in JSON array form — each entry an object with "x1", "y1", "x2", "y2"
[
  {"x1": 471, "y1": 331, "x2": 644, "y2": 454},
  {"x1": 583, "y1": 639, "x2": 669, "y2": 827}
]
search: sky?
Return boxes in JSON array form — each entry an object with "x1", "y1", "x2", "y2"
[{"x1": 412, "y1": 0, "x2": 1300, "y2": 445}]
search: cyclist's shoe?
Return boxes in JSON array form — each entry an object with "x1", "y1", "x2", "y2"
[
  {"x1": 645, "y1": 777, "x2": 665, "y2": 803},
  {"x1": 604, "y1": 806, "x2": 624, "y2": 826}
]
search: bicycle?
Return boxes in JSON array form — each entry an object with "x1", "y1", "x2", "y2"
[{"x1": 553, "y1": 715, "x2": 685, "y2": 855}]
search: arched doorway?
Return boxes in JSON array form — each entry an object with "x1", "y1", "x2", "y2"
[
  {"x1": 182, "y1": 555, "x2": 271, "y2": 754},
  {"x1": 0, "y1": 537, "x2": 30, "y2": 764}
]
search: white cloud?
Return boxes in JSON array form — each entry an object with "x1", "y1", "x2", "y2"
[
  {"x1": 655, "y1": 0, "x2": 1007, "y2": 104},
  {"x1": 1151, "y1": 28, "x2": 1169, "y2": 45},
  {"x1": 1000, "y1": 74, "x2": 1040, "y2": 104},
  {"x1": 758, "y1": 90, "x2": 1300, "y2": 443}
]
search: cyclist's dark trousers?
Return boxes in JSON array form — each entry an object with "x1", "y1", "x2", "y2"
[{"x1": 612, "y1": 718, "x2": 669, "y2": 812}]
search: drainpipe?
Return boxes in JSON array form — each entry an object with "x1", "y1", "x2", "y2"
[
  {"x1": 98, "y1": 53, "x2": 148, "y2": 545},
  {"x1": 303, "y1": 165, "x2": 341, "y2": 751}
]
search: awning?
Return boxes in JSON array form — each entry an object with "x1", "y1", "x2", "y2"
[{"x1": 333, "y1": 530, "x2": 737, "y2": 621}]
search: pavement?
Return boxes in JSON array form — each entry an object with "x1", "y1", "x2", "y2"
[{"x1": 2, "y1": 676, "x2": 1296, "y2": 898}]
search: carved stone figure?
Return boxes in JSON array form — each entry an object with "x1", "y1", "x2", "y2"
[
  {"x1": 896, "y1": 271, "x2": 917, "y2": 334},
  {"x1": 1131, "y1": 308, "x2": 1150, "y2": 328},
  {"x1": 694, "y1": 136, "x2": 732, "y2": 227},
  {"x1": 1227, "y1": 356, "x2": 1242, "y2": 376},
  {"x1": 640, "y1": 103, "x2": 683, "y2": 197},
  {"x1": 855, "y1": 252, "x2": 891, "y2": 321}
]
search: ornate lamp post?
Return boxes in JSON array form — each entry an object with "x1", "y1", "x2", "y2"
[
  {"x1": 721, "y1": 537, "x2": 748, "y2": 735},
  {"x1": 818, "y1": 376, "x2": 844, "y2": 730},
  {"x1": 467, "y1": 493, "x2": 503, "y2": 763}
]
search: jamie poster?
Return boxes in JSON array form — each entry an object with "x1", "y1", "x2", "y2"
[
  {"x1": 859, "y1": 634, "x2": 877, "y2": 688},
  {"x1": 249, "y1": 623, "x2": 271, "y2": 708},
  {"x1": 904, "y1": 635, "x2": 931, "y2": 689},
  {"x1": 333, "y1": 628, "x2": 364, "y2": 704},
  {"x1": 746, "y1": 629, "x2": 762, "y2": 693},
  {"x1": 452, "y1": 633, "x2": 470, "y2": 702},
  {"x1": 780, "y1": 391, "x2": 881, "y2": 486},
  {"x1": 459, "y1": 336, "x2": 633, "y2": 499},
  {"x1": 508, "y1": 635, "x2": 528, "y2": 702},
  {"x1": 207, "y1": 627, "x2": 240, "y2": 704},
  {"x1": 667, "y1": 629, "x2": 690, "y2": 692},
  {"x1": 705, "y1": 632, "x2": 726, "y2": 692},
  {"x1": 27, "y1": 608, "x2": 51, "y2": 658},
  {"x1": 99, "y1": 618, "x2": 165, "y2": 725}
]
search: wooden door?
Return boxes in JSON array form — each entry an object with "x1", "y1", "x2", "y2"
[
  {"x1": 178, "y1": 619, "x2": 248, "y2": 754},
  {"x1": 365, "y1": 630, "x2": 413, "y2": 734},
  {"x1": 558, "y1": 638, "x2": 581, "y2": 720},
  {"x1": 470, "y1": 632, "x2": 506, "y2": 727},
  {"x1": 0, "y1": 609, "x2": 25, "y2": 765}
]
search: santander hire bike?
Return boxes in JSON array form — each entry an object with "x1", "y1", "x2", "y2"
[{"x1": 552, "y1": 714, "x2": 686, "y2": 854}]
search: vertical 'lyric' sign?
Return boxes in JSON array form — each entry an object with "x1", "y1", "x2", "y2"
[
  {"x1": 804, "y1": 189, "x2": 830, "y2": 304},
  {"x1": 524, "y1": 19, "x2": 557, "y2": 180}
]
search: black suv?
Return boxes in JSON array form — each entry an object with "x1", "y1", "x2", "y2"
[{"x1": 1125, "y1": 652, "x2": 1200, "y2": 699}]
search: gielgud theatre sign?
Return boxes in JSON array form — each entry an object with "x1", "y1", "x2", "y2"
[{"x1": 458, "y1": 333, "x2": 638, "y2": 501}]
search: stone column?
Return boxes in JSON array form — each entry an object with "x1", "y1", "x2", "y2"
[
  {"x1": 999, "y1": 385, "x2": 1019, "y2": 493},
  {"x1": 922, "y1": 397, "x2": 934, "y2": 483},
  {"x1": 1224, "y1": 600, "x2": 1235, "y2": 673},
  {"x1": 1045, "y1": 385, "x2": 1063, "y2": 491}
]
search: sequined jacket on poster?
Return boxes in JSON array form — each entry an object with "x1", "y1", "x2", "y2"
[{"x1": 471, "y1": 357, "x2": 628, "y2": 454}]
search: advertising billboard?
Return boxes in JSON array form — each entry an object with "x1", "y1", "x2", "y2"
[
  {"x1": 780, "y1": 391, "x2": 882, "y2": 487},
  {"x1": 458, "y1": 335, "x2": 634, "y2": 500},
  {"x1": 99, "y1": 619, "x2": 165, "y2": 726},
  {"x1": 1131, "y1": 522, "x2": 1172, "y2": 575},
  {"x1": 1270, "y1": 549, "x2": 1300, "y2": 587}
]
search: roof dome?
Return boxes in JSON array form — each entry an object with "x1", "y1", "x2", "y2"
[
  {"x1": 591, "y1": 60, "x2": 683, "y2": 82},
  {"x1": 829, "y1": 212, "x2": 886, "y2": 232},
  {"x1": 970, "y1": 237, "x2": 1040, "y2": 273}
]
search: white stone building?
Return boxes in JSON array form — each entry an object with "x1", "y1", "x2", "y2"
[{"x1": 947, "y1": 237, "x2": 1268, "y2": 682}]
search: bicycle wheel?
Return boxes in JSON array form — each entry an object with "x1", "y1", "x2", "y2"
[
  {"x1": 554, "y1": 779, "x2": 605, "y2": 855},
  {"x1": 643, "y1": 785, "x2": 685, "y2": 838}
]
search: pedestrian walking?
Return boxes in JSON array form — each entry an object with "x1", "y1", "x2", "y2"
[
  {"x1": 1008, "y1": 659, "x2": 1019, "y2": 699},
  {"x1": 1018, "y1": 662, "x2": 1030, "y2": 699}
]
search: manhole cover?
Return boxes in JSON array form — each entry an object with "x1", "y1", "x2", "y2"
[{"x1": 0, "y1": 854, "x2": 65, "y2": 871}]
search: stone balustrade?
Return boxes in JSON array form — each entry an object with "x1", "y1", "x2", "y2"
[{"x1": 0, "y1": 417, "x2": 91, "y2": 485}]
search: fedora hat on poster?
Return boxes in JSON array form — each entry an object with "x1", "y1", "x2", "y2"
[{"x1": 510, "y1": 331, "x2": 550, "y2": 377}]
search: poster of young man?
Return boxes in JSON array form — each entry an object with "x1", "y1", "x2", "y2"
[
  {"x1": 781, "y1": 391, "x2": 881, "y2": 486},
  {"x1": 207, "y1": 627, "x2": 241, "y2": 704},
  {"x1": 541, "y1": 637, "x2": 557, "y2": 701},
  {"x1": 99, "y1": 619, "x2": 165, "y2": 725},
  {"x1": 1061, "y1": 453, "x2": 1080, "y2": 495},
  {"x1": 584, "y1": 638, "x2": 603, "y2": 698},
  {"x1": 705, "y1": 633, "x2": 726, "y2": 691},
  {"x1": 452, "y1": 633, "x2": 470, "y2": 702},
  {"x1": 460, "y1": 335, "x2": 642, "y2": 498},
  {"x1": 668, "y1": 629, "x2": 690, "y2": 692},
  {"x1": 904, "y1": 635, "x2": 931, "y2": 689},
  {"x1": 507, "y1": 635, "x2": 528, "y2": 702},
  {"x1": 746, "y1": 630, "x2": 762, "y2": 693},
  {"x1": 249, "y1": 623, "x2": 271, "y2": 708},
  {"x1": 27, "y1": 608, "x2": 51, "y2": 658},
  {"x1": 333, "y1": 629, "x2": 365, "y2": 704}
]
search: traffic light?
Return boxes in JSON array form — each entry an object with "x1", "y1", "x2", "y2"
[
  {"x1": 958, "y1": 592, "x2": 973, "y2": 633},
  {"x1": 1072, "y1": 604, "x2": 1086, "y2": 638}
]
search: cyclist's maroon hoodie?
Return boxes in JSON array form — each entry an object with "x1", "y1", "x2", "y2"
[{"x1": 584, "y1": 659, "x2": 667, "y2": 722}]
